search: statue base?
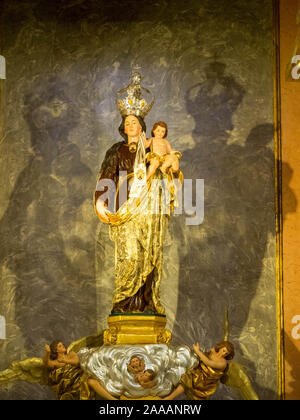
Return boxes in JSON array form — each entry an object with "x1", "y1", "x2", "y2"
[
  {"x1": 120, "y1": 395, "x2": 162, "y2": 400},
  {"x1": 103, "y1": 313, "x2": 172, "y2": 345}
]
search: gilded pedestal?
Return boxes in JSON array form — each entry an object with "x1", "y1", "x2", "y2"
[{"x1": 103, "y1": 314, "x2": 172, "y2": 345}]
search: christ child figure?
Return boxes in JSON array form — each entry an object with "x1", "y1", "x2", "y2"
[{"x1": 144, "y1": 121, "x2": 180, "y2": 180}]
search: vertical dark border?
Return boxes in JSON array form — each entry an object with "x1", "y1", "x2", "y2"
[{"x1": 272, "y1": 0, "x2": 285, "y2": 400}]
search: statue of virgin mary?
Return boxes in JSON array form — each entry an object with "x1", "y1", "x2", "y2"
[{"x1": 93, "y1": 71, "x2": 183, "y2": 315}]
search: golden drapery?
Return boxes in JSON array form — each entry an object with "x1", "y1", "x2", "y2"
[
  {"x1": 48, "y1": 364, "x2": 94, "y2": 400},
  {"x1": 108, "y1": 168, "x2": 183, "y2": 313},
  {"x1": 179, "y1": 360, "x2": 225, "y2": 400}
]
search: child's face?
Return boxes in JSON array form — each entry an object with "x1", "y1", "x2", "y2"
[
  {"x1": 130, "y1": 357, "x2": 141, "y2": 368},
  {"x1": 153, "y1": 125, "x2": 166, "y2": 139},
  {"x1": 218, "y1": 346, "x2": 229, "y2": 358},
  {"x1": 137, "y1": 371, "x2": 151, "y2": 383},
  {"x1": 212, "y1": 346, "x2": 229, "y2": 358},
  {"x1": 57, "y1": 342, "x2": 66, "y2": 354}
]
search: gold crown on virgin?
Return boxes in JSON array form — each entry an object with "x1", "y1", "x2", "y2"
[{"x1": 116, "y1": 68, "x2": 155, "y2": 119}]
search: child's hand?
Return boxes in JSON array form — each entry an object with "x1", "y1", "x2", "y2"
[
  {"x1": 141, "y1": 131, "x2": 147, "y2": 142},
  {"x1": 193, "y1": 343, "x2": 204, "y2": 357},
  {"x1": 54, "y1": 360, "x2": 66, "y2": 368},
  {"x1": 143, "y1": 134, "x2": 152, "y2": 148},
  {"x1": 57, "y1": 354, "x2": 67, "y2": 363},
  {"x1": 193, "y1": 343, "x2": 199, "y2": 353},
  {"x1": 44, "y1": 344, "x2": 50, "y2": 353}
]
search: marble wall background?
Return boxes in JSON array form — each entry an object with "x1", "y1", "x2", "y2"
[{"x1": 0, "y1": 0, "x2": 277, "y2": 399}]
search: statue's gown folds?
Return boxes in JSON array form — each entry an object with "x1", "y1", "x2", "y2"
[{"x1": 94, "y1": 141, "x2": 182, "y2": 313}]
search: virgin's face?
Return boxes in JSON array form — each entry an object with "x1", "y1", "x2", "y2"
[{"x1": 124, "y1": 115, "x2": 141, "y2": 138}]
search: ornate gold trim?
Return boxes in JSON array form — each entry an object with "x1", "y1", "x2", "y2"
[
  {"x1": 103, "y1": 314, "x2": 172, "y2": 345},
  {"x1": 272, "y1": 0, "x2": 285, "y2": 400},
  {"x1": 120, "y1": 395, "x2": 162, "y2": 400},
  {"x1": 0, "y1": 79, "x2": 3, "y2": 142}
]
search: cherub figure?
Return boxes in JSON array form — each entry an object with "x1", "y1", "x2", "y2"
[
  {"x1": 144, "y1": 121, "x2": 181, "y2": 179},
  {"x1": 134, "y1": 369, "x2": 157, "y2": 389},
  {"x1": 127, "y1": 355, "x2": 145, "y2": 375},
  {"x1": 163, "y1": 341, "x2": 235, "y2": 400},
  {"x1": 126, "y1": 356, "x2": 156, "y2": 390},
  {"x1": 43, "y1": 341, "x2": 79, "y2": 369},
  {"x1": 43, "y1": 341, "x2": 117, "y2": 400}
]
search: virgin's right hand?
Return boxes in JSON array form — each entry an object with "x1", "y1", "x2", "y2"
[
  {"x1": 45, "y1": 344, "x2": 50, "y2": 353},
  {"x1": 96, "y1": 199, "x2": 111, "y2": 223}
]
